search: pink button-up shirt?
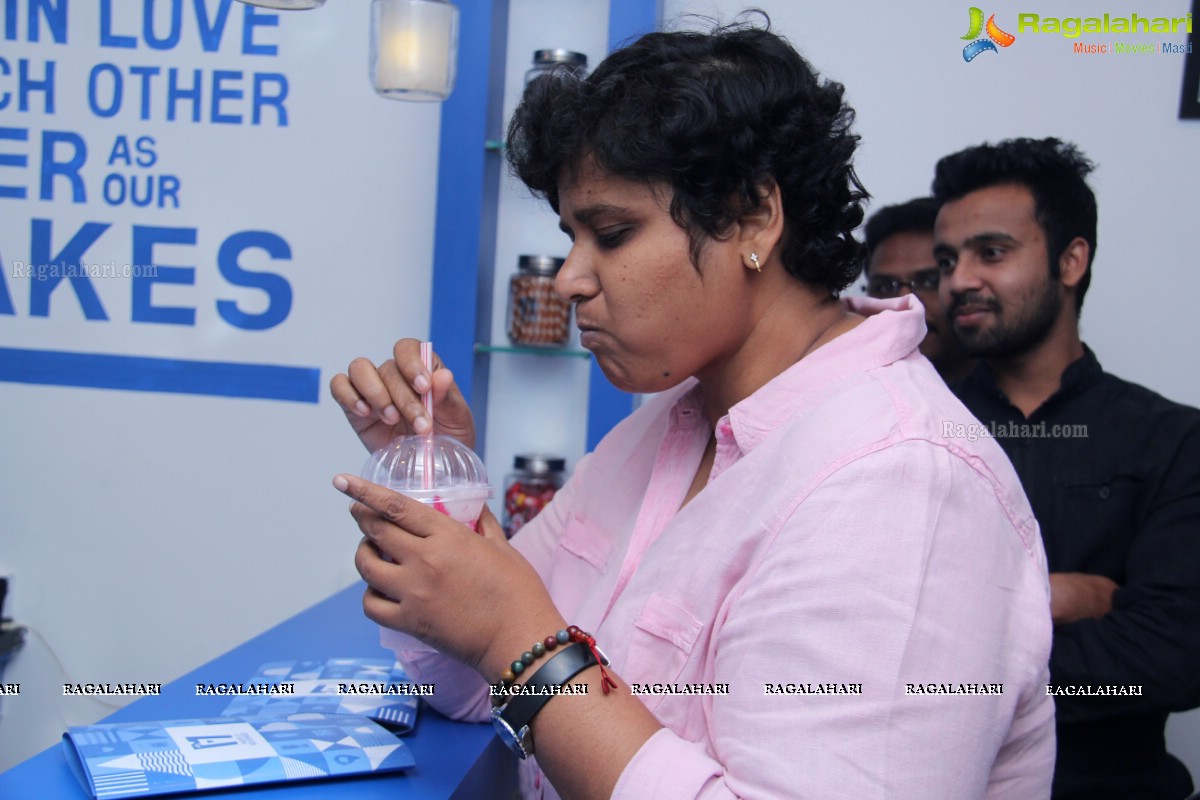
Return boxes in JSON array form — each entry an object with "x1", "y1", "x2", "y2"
[{"x1": 385, "y1": 295, "x2": 1055, "y2": 798}]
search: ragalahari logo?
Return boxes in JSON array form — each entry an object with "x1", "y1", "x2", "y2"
[{"x1": 962, "y1": 7, "x2": 1016, "y2": 61}]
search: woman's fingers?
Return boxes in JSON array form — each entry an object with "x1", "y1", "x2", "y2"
[
  {"x1": 347, "y1": 357, "x2": 404, "y2": 426},
  {"x1": 329, "y1": 370, "x2": 372, "y2": 419},
  {"x1": 337, "y1": 474, "x2": 444, "y2": 539},
  {"x1": 390, "y1": 339, "x2": 477, "y2": 446},
  {"x1": 377, "y1": 359, "x2": 431, "y2": 434},
  {"x1": 475, "y1": 505, "x2": 507, "y2": 543},
  {"x1": 392, "y1": 338, "x2": 436, "y2": 396}
]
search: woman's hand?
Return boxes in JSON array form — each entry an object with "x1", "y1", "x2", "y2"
[
  {"x1": 335, "y1": 473, "x2": 567, "y2": 679},
  {"x1": 330, "y1": 339, "x2": 476, "y2": 454}
]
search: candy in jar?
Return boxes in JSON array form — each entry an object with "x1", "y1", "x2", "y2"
[
  {"x1": 507, "y1": 255, "x2": 571, "y2": 346},
  {"x1": 503, "y1": 453, "x2": 566, "y2": 537}
]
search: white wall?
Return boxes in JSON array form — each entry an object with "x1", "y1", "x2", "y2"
[
  {"x1": 0, "y1": 1, "x2": 439, "y2": 768},
  {"x1": 667, "y1": 0, "x2": 1200, "y2": 779}
]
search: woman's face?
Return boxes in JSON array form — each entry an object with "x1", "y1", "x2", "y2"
[{"x1": 555, "y1": 159, "x2": 752, "y2": 394}]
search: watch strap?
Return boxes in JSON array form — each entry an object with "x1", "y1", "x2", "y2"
[{"x1": 496, "y1": 642, "x2": 598, "y2": 755}]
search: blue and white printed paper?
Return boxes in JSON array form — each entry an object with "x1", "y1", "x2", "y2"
[
  {"x1": 62, "y1": 712, "x2": 415, "y2": 799},
  {"x1": 219, "y1": 658, "x2": 420, "y2": 733}
]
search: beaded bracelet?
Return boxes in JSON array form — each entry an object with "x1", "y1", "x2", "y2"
[{"x1": 491, "y1": 625, "x2": 616, "y2": 705}]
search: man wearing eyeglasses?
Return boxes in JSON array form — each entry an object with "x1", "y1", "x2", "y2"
[
  {"x1": 932, "y1": 137, "x2": 1200, "y2": 800},
  {"x1": 862, "y1": 197, "x2": 975, "y2": 381}
]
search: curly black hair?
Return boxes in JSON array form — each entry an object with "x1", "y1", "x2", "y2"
[
  {"x1": 932, "y1": 137, "x2": 1097, "y2": 314},
  {"x1": 505, "y1": 16, "x2": 867, "y2": 295}
]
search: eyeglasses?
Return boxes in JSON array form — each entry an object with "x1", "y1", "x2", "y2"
[{"x1": 865, "y1": 269, "x2": 940, "y2": 299}]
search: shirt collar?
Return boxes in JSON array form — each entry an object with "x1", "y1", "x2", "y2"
[
  {"x1": 1060, "y1": 343, "x2": 1103, "y2": 394},
  {"x1": 682, "y1": 294, "x2": 926, "y2": 455},
  {"x1": 960, "y1": 343, "x2": 1103, "y2": 411}
]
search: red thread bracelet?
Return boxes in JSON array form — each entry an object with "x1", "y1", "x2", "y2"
[
  {"x1": 493, "y1": 625, "x2": 615, "y2": 703},
  {"x1": 568, "y1": 625, "x2": 617, "y2": 695}
]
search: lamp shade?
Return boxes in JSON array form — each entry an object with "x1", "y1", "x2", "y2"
[{"x1": 370, "y1": 0, "x2": 459, "y2": 102}]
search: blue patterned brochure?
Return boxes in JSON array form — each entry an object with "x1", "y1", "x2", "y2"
[
  {"x1": 62, "y1": 712, "x2": 415, "y2": 799},
  {"x1": 218, "y1": 658, "x2": 421, "y2": 733}
]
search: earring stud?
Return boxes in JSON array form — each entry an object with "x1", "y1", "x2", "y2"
[{"x1": 749, "y1": 253, "x2": 761, "y2": 272}]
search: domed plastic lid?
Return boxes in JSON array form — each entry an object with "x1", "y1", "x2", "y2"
[{"x1": 361, "y1": 434, "x2": 490, "y2": 500}]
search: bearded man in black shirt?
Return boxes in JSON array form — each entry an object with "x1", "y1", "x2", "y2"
[{"x1": 931, "y1": 136, "x2": 1200, "y2": 800}]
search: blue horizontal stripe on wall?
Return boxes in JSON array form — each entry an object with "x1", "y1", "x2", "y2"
[{"x1": 0, "y1": 347, "x2": 320, "y2": 403}]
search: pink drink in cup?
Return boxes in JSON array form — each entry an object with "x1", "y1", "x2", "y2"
[
  {"x1": 391, "y1": 486, "x2": 491, "y2": 531},
  {"x1": 360, "y1": 341, "x2": 491, "y2": 531},
  {"x1": 360, "y1": 434, "x2": 492, "y2": 534}
]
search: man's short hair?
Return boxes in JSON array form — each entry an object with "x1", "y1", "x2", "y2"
[
  {"x1": 931, "y1": 137, "x2": 1097, "y2": 314},
  {"x1": 863, "y1": 197, "x2": 940, "y2": 274}
]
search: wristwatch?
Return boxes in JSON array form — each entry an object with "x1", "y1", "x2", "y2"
[{"x1": 491, "y1": 642, "x2": 599, "y2": 758}]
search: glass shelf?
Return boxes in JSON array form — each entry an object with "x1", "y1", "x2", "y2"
[{"x1": 475, "y1": 343, "x2": 591, "y2": 360}]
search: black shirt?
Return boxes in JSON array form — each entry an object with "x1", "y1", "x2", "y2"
[{"x1": 953, "y1": 345, "x2": 1200, "y2": 800}]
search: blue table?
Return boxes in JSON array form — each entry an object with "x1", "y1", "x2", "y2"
[{"x1": 0, "y1": 583, "x2": 515, "y2": 799}]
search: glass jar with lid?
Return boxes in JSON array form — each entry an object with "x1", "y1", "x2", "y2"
[
  {"x1": 503, "y1": 453, "x2": 566, "y2": 537},
  {"x1": 507, "y1": 254, "x2": 571, "y2": 347},
  {"x1": 524, "y1": 49, "x2": 588, "y2": 85}
]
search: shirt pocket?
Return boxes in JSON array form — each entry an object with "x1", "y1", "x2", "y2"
[
  {"x1": 1054, "y1": 467, "x2": 1144, "y2": 576},
  {"x1": 547, "y1": 512, "x2": 614, "y2": 602},
  {"x1": 624, "y1": 593, "x2": 703, "y2": 713}
]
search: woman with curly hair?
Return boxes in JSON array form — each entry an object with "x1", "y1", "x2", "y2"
[{"x1": 331, "y1": 18, "x2": 1055, "y2": 799}]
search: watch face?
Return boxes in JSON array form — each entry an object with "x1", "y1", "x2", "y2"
[{"x1": 491, "y1": 706, "x2": 531, "y2": 759}]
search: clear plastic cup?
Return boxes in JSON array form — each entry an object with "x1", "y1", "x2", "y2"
[{"x1": 360, "y1": 434, "x2": 491, "y2": 531}]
